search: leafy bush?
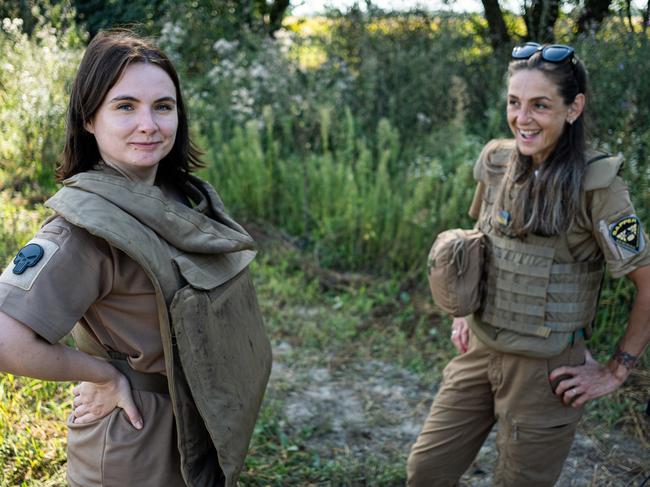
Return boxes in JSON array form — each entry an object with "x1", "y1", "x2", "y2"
[{"x1": 0, "y1": 12, "x2": 83, "y2": 197}]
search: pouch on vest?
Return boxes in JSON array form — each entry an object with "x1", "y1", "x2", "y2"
[
  {"x1": 427, "y1": 229, "x2": 485, "y2": 317},
  {"x1": 171, "y1": 265, "x2": 272, "y2": 486}
]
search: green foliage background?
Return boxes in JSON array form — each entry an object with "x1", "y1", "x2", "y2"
[{"x1": 0, "y1": 1, "x2": 649, "y2": 484}]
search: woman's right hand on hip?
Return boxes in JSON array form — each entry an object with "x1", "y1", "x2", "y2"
[{"x1": 72, "y1": 369, "x2": 143, "y2": 429}]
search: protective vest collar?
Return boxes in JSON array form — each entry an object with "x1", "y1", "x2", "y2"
[{"x1": 61, "y1": 168, "x2": 255, "y2": 255}]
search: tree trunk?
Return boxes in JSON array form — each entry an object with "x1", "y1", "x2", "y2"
[
  {"x1": 525, "y1": 0, "x2": 560, "y2": 43},
  {"x1": 268, "y1": 0, "x2": 290, "y2": 36},
  {"x1": 644, "y1": 0, "x2": 649, "y2": 33},
  {"x1": 624, "y1": 0, "x2": 635, "y2": 33},
  {"x1": 481, "y1": 0, "x2": 510, "y2": 49},
  {"x1": 576, "y1": 0, "x2": 612, "y2": 34}
]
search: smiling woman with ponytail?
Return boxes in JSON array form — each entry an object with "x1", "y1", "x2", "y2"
[{"x1": 407, "y1": 43, "x2": 650, "y2": 486}]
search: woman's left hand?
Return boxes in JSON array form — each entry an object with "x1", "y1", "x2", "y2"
[{"x1": 549, "y1": 350, "x2": 627, "y2": 408}]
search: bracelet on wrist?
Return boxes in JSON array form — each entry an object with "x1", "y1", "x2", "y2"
[{"x1": 612, "y1": 347, "x2": 638, "y2": 371}]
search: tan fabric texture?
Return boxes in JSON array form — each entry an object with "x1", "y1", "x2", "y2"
[
  {"x1": 473, "y1": 140, "x2": 650, "y2": 277},
  {"x1": 1, "y1": 215, "x2": 166, "y2": 373},
  {"x1": 427, "y1": 228, "x2": 485, "y2": 317},
  {"x1": 0, "y1": 218, "x2": 184, "y2": 485},
  {"x1": 407, "y1": 332, "x2": 585, "y2": 487},
  {"x1": 66, "y1": 390, "x2": 184, "y2": 487}
]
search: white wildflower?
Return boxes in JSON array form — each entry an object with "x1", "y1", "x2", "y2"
[{"x1": 213, "y1": 38, "x2": 239, "y2": 55}]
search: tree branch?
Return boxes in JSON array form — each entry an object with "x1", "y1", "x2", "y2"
[{"x1": 481, "y1": 0, "x2": 511, "y2": 49}]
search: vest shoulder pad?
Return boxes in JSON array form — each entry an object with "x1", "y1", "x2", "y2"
[
  {"x1": 474, "y1": 139, "x2": 515, "y2": 184},
  {"x1": 583, "y1": 152, "x2": 624, "y2": 191}
]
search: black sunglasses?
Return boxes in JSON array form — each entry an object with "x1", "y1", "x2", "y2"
[{"x1": 512, "y1": 42, "x2": 575, "y2": 63}]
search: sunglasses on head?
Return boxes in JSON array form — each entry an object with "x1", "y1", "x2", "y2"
[{"x1": 512, "y1": 42, "x2": 575, "y2": 63}]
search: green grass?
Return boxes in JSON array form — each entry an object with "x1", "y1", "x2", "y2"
[
  {"x1": 240, "y1": 394, "x2": 407, "y2": 486},
  {"x1": 0, "y1": 211, "x2": 647, "y2": 485},
  {"x1": 0, "y1": 376, "x2": 71, "y2": 485},
  {"x1": 0, "y1": 192, "x2": 52, "y2": 266}
]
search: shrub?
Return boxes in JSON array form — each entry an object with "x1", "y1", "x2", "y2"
[{"x1": 0, "y1": 11, "x2": 84, "y2": 197}]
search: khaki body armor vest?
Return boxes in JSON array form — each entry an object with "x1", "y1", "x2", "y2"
[
  {"x1": 46, "y1": 169, "x2": 272, "y2": 487},
  {"x1": 470, "y1": 140, "x2": 623, "y2": 357}
]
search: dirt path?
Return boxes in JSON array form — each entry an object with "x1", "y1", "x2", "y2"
[{"x1": 272, "y1": 341, "x2": 650, "y2": 486}]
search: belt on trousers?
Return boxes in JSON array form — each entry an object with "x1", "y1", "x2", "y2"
[{"x1": 107, "y1": 351, "x2": 169, "y2": 395}]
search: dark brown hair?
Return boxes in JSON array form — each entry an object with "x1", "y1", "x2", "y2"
[
  {"x1": 58, "y1": 29, "x2": 202, "y2": 182},
  {"x1": 493, "y1": 48, "x2": 589, "y2": 237}
]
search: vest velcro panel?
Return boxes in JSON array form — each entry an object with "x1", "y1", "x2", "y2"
[{"x1": 480, "y1": 234, "x2": 603, "y2": 338}]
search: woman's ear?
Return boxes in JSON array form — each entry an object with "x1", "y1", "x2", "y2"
[
  {"x1": 568, "y1": 93, "x2": 585, "y2": 123},
  {"x1": 84, "y1": 120, "x2": 95, "y2": 134}
]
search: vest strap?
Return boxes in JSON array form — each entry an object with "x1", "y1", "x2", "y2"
[
  {"x1": 491, "y1": 234, "x2": 556, "y2": 257},
  {"x1": 492, "y1": 255, "x2": 552, "y2": 277},
  {"x1": 481, "y1": 304, "x2": 552, "y2": 337},
  {"x1": 546, "y1": 300, "x2": 595, "y2": 314},
  {"x1": 108, "y1": 358, "x2": 169, "y2": 395},
  {"x1": 485, "y1": 291, "x2": 546, "y2": 317},
  {"x1": 490, "y1": 275, "x2": 548, "y2": 298},
  {"x1": 547, "y1": 279, "x2": 601, "y2": 293},
  {"x1": 543, "y1": 321, "x2": 590, "y2": 332},
  {"x1": 551, "y1": 260, "x2": 602, "y2": 274},
  {"x1": 72, "y1": 324, "x2": 169, "y2": 395}
]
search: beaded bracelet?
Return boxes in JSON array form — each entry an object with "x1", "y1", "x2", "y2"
[{"x1": 612, "y1": 347, "x2": 638, "y2": 371}]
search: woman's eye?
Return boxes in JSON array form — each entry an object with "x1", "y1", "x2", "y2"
[
  {"x1": 508, "y1": 99, "x2": 519, "y2": 107},
  {"x1": 156, "y1": 104, "x2": 173, "y2": 111},
  {"x1": 535, "y1": 103, "x2": 548, "y2": 109},
  {"x1": 116, "y1": 104, "x2": 134, "y2": 111}
]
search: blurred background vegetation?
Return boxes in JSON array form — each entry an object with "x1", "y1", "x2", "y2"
[{"x1": 1, "y1": 0, "x2": 649, "y2": 484}]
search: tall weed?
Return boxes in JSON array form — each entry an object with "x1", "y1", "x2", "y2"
[
  {"x1": 0, "y1": 14, "x2": 84, "y2": 196},
  {"x1": 203, "y1": 108, "x2": 482, "y2": 274}
]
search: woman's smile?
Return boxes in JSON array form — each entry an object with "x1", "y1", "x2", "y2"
[
  {"x1": 507, "y1": 69, "x2": 574, "y2": 166},
  {"x1": 84, "y1": 63, "x2": 178, "y2": 184}
]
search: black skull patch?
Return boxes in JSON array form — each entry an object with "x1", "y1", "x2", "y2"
[{"x1": 13, "y1": 243, "x2": 45, "y2": 275}]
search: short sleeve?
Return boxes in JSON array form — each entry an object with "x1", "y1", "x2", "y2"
[
  {"x1": 468, "y1": 181, "x2": 485, "y2": 220},
  {"x1": 589, "y1": 177, "x2": 650, "y2": 278},
  {"x1": 0, "y1": 217, "x2": 113, "y2": 343}
]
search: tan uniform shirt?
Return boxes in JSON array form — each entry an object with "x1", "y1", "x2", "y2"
[
  {"x1": 0, "y1": 216, "x2": 164, "y2": 372},
  {"x1": 468, "y1": 143, "x2": 650, "y2": 356},
  {"x1": 572, "y1": 175, "x2": 650, "y2": 276},
  {"x1": 470, "y1": 147, "x2": 650, "y2": 277},
  {"x1": 0, "y1": 216, "x2": 185, "y2": 485}
]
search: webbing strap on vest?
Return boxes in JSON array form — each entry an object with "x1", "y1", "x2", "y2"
[
  {"x1": 107, "y1": 357, "x2": 169, "y2": 395},
  {"x1": 72, "y1": 324, "x2": 169, "y2": 395},
  {"x1": 480, "y1": 232, "x2": 604, "y2": 339},
  {"x1": 491, "y1": 275, "x2": 547, "y2": 298},
  {"x1": 481, "y1": 303, "x2": 553, "y2": 337}
]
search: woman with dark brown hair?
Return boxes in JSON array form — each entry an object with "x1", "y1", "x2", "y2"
[
  {"x1": 407, "y1": 43, "x2": 650, "y2": 486},
  {"x1": 0, "y1": 30, "x2": 271, "y2": 486}
]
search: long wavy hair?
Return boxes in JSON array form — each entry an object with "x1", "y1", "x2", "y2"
[
  {"x1": 492, "y1": 50, "x2": 589, "y2": 237},
  {"x1": 58, "y1": 29, "x2": 203, "y2": 183}
]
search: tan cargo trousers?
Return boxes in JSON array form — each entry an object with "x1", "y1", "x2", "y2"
[{"x1": 407, "y1": 332, "x2": 586, "y2": 487}]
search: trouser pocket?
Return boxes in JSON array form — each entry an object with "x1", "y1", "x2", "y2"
[
  {"x1": 66, "y1": 409, "x2": 119, "y2": 487},
  {"x1": 495, "y1": 418, "x2": 578, "y2": 487}
]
